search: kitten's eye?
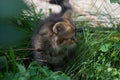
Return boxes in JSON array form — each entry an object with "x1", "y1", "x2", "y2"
[{"x1": 70, "y1": 37, "x2": 78, "y2": 44}]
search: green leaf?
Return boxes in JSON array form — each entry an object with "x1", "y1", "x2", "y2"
[
  {"x1": 48, "y1": 72, "x2": 71, "y2": 80},
  {"x1": 100, "y1": 43, "x2": 112, "y2": 52},
  {"x1": 0, "y1": 56, "x2": 8, "y2": 71},
  {"x1": 0, "y1": 0, "x2": 28, "y2": 48},
  {"x1": 0, "y1": 25, "x2": 26, "y2": 48},
  {"x1": 110, "y1": 0, "x2": 120, "y2": 4},
  {"x1": 0, "y1": 0, "x2": 28, "y2": 18},
  {"x1": 17, "y1": 64, "x2": 26, "y2": 73},
  {"x1": 9, "y1": 47, "x2": 17, "y2": 72},
  {"x1": 113, "y1": 41, "x2": 120, "y2": 50},
  {"x1": 111, "y1": 51, "x2": 117, "y2": 57}
]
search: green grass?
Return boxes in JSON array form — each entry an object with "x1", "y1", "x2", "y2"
[
  {"x1": 65, "y1": 27, "x2": 120, "y2": 80},
  {"x1": 0, "y1": 1, "x2": 120, "y2": 80},
  {"x1": 1, "y1": 20, "x2": 120, "y2": 80}
]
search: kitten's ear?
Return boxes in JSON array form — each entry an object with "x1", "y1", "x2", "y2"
[
  {"x1": 62, "y1": 10, "x2": 72, "y2": 19},
  {"x1": 53, "y1": 22, "x2": 66, "y2": 35}
]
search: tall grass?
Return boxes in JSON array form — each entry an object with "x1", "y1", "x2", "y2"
[
  {"x1": 0, "y1": 1, "x2": 120, "y2": 80},
  {"x1": 65, "y1": 25, "x2": 120, "y2": 80}
]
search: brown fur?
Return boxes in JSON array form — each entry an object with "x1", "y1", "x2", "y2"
[{"x1": 32, "y1": 0, "x2": 77, "y2": 70}]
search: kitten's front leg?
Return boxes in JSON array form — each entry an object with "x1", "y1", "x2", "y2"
[{"x1": 32, "y1": 35, "x2": 47, "y2": 65}]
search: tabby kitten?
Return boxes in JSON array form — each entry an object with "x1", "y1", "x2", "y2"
[{"x1": 32, "y1": 0, "x2": 77, "y2": 70}]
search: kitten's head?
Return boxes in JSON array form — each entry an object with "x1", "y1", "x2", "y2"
[
  {"x1": 51, "y1": 8, "x2": 77, "y2": 49},
  {"x1": 52, "y1": 19, "x2": 77, "y2": 49}
]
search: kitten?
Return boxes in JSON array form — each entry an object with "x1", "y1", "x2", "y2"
[{"x1": 32, "y1": 0, "x2": 77, "y2": 70}]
